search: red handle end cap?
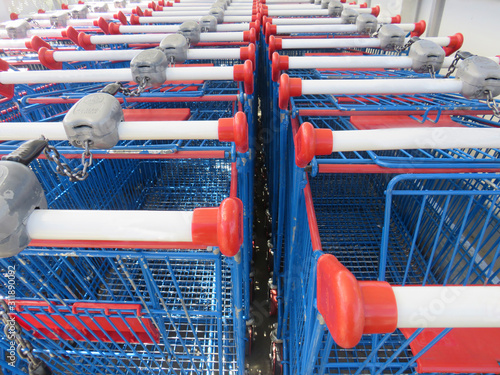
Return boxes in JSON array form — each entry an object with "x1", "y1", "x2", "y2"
[
  {"x1": 279, "y1": 74, "x2": 301, "y2": 110},
  {"x1": 130, "y1": 14, "x2": 140, "y2": 25},
  {"x1": 109, "y1": 22, "x2": 121, "y2": 34},
  {"x1": 268, "y1": 35, "x2": 282, "y2": 60},
  {"x1": 217, "y1": 197, "x2": 244, "y2": 257},
  {"x1": 38, "y1": 47, "x2": 62, "y2": 70},
  {"x1": 234, "y1": 60, "x2": 254, "y2": 95},
  {"x1": 443, "y1": 33, "x2": 464, "y2": 56},
  {"x1": 272, "y1": 52, "x2": 288, "y2": 82},
  {"x1": 98, "y1": 17, "x2": 109, "y2": 34},
  {"x1": 29, "y1": 36, "x2": 51, "y2": 52},
  {"x1": 77, "y1": 32, "x2": 96, "y2": 50},
  {"x1": 317, "y1": 253, "x2": 364, "y2": 349},
  {"x1": 410, "y1": 20, "x2": 426, "y2": 37},
  {"x1": 240, "y1": 43, "x2": 256, "y2": 69}
]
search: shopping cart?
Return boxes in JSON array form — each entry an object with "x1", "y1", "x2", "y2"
[
  {"x1": 281, "y1": 168, "x2": 500, "y2": 374},
  {"x1": 0, "y1": 147, "x2": 248, "y2": 374},
  {"x1": 0, "y1": 9, "x2": 258, "y2": 371},
  {"x1": 265, "y1": 5, "x2": 500, "y2": 371}
]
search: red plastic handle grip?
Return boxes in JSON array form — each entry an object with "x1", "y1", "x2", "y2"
[
  {"x1": 38, "y1": 47, "x2": 62, "y2": 70},
  {"x1": 317, "y1": 254, "x2": 397, "y2": 348},
  {"x1": 271, "y1": 52, "x2": 289, "y2": 82},
  {"x1": 391, "y1": 15, "x2": 401, "y2": 23},
  {"x1": 192, "y1": 197, "x2": 244, "y2": 257},
  {"x1": 268, "y1": 35, "x2": 282, "y2": 60},
  {"x1": 233, "y1": 60, "x2": 254, "y2": 95},
  {"x1": 240, "y1": 43, "x2": 256, "y2": 70},
  {"x1": 109, "y1": 22, "x2": 121, "y2": 34},
  {"x1": 115, "y1": 11, "x2": 128, "y2": 25},
  {"x1": 443, "y1": 33, "x2": 464, "y2": 56},
  {"x1": 130, "y1": 14, "x2": 140, "y2": 25},
  {"x1": 27, "y1": 36, "x2": 51, "y2": 52},
  {"x1": 77, "y1": 32, "x2": 96, "y2": 50},
  {"x1": 278, "y1": 74, "x2": 302, "y2": 110},
  {"x1": 294, "y1": 122, "x2": 332, "y2": 167},
  {"x1": 410, "y1": 20, "x2": 426, "y2": 37},
  {"x1": 265, "y1": 23, "x2": 277, "y2": 44},
  {"x1": 218, "y1": 112, "x2": 249, "y2": 153},
  {"x1": 98, "y1": 17, "x2": 109, "y2": 34}
]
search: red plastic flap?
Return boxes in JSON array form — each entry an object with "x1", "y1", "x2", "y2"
[
  {"x1": 351, "y1": 115, "x2": 464, "y2": 130},
  {"x1": 14, "y1": 301, "x2": 160, "y2": 344},
  {"x1": 123, "y1": 108, "x2": 191, "y2": 121},
  {"x1": 400, "y1": 328, "x2": 500, "y2": 373},
  {"x1": 159, "y1": 81, "x2": 204, "y2": 92}
]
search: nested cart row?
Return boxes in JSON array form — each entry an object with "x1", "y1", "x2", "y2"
[
  {"x1": 259, "y1": 1, "x2": 500, "y2": 374},
  {"x1": 0, "y1": 0, "x2": 260, "y2": 373}
]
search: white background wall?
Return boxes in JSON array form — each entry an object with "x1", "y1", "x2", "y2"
[
  {"x1": 371, "y1": 0, "x2": 500, "y2": 57},
  {"x1": 0, "y1": 0, "x2": 63, "y2": 22}
]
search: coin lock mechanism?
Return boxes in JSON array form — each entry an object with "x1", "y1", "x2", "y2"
[
  {"x1": 114, "y1": 0, "x2": 127, "y2": 8},
  {"x1": 130, "y1": 48, "x2": 169, "y2": 87},
  {"x1": 63, "y1": 92, "x2": 123, "y2": 149},
  {"x1": 456, "y1": 55, "x2": 500, "y2": 99},
  {"x1": 92, "y1": 3, "x2": 109, "y2": 12},
  {"x1": 50, "y1": 11, "x2": 70, "y2": 28},
  {"x1": 327, "y1": 1, "x2": 343, "y2": 17},
  {"x1": 5, "y1": 20, "x2": 31, "y2": 39},
  {"x1": 378, "y1": 24, "x2": 406, "y2": 51},
  {"x1": 356, "y1": 14, "x2": 378, "y2": 34},
  {"x1": 340, "y1": 8, "x2": 359, "y2": 24},
  {"x1": 0, "y1": 140, "x2": 48, "y2": 258},
  {"x1": 159, "y1": 34, "x2": 189, "y2": 63},
  {"x1": 208, "y1": 7, "x2": 225, "y2": 24},
  {"x1": 72, "y1": 4, "x2": 89, "y2": 19},
  {"x1": 408, "y1": 39, "x2": 445, "y2": 73},
  {"x1": 177, "y1": 20, "x2": 202, "y2": 44},
  {"x1": 213, "y1": 0, "x2": 228, "y2": 10},
  {"x1": 199, "y1": 15, "x2": 218, "y2": 32}
]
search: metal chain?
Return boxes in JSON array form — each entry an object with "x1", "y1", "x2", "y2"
[
  {"x1": 118, "y1": 78, "x2": 149, "y2": 97},
  {"x1": 26, "y1": 18, "x2": 42, "y2": 29},
  {"x1": 444, "y1": 53, "x2": 462, "y2": 78},
  {"x1": 371, "y1": 24, "x2": 383, "y2": 38},
  {"x1": 0, "y1": 300, "x2": 42, "y2": 369},
  {"x1": 486, "y1": 90, "x2": 500, "y2": 118},
  {"x1": 395, "y1": 37, "x2": 418, "y2": 53},
  {"x1": 44, "y1": 139, "x2": 93, "y2": 182},
  {"x1": 428, "y1": 64, "x2": 436, "y2": 79}
]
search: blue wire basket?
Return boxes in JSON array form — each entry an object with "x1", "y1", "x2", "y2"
[
  {"x1": 0, "y1": 251, "x2": 240, "y2": 375},
  {"x1": 283, "y1": 172, "x2": 500, "y2": 375}
]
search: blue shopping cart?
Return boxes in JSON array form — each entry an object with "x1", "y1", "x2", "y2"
[{"x1": 282, "y1": 170, "x2": 500, "y2": 375}]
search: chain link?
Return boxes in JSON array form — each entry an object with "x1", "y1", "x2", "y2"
[
  {"x1": 26, "y1": 18, "x2": 42, "y2": 29},
  {"x1": 444, "y1": 53, "x2": 461, "y2": 78},
  {"x1": 486, "y1": 90, "x2": 500, "y2": 118},
  {"x1": 118, "y1": 78, "x2": 149, "y2": 97},
  {"x1": 0, "y1": 300, "x2": 42, "y2": 368},
  {"x1": 370, "y1": 24, "x2": 383, "y2": 38},
  {"x1": 44, "y1": 139, "x2": 93, "y2": 182},
  {"x1": 428, "y1": 64, "x2": 436, "y2": 79},
  {"x1": 395, "y1": 37, "x2": 418, "y2": 53}
]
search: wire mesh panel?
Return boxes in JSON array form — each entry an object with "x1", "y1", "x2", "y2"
[
  {"x1": 29, "y1": 158, "x2": 232, "y2": 210},
  {"x1": 1, "y1": 251, "x2": 239, "y2": 375},
  {"x1": 311, "y1": 173, "x2": 500, "y2": 284}
]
